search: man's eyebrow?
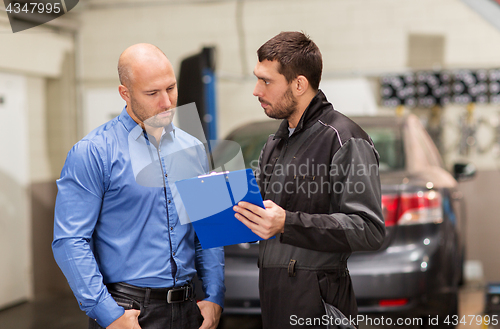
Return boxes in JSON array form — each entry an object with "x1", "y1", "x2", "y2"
[
  {"x1": 253, "y1": 71, "x2": 269, "y2": 80},
  {"x1": 144, "y1": 82, "x2": 176, "y2": 93}
]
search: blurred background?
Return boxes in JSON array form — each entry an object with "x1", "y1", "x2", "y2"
[{"x1": 2, "y1": 0, "x2": 500, "y2": 328}]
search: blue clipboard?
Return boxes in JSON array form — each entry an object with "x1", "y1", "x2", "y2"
[{"x1": 175, "y1": 168, "x2": 272, "y2": 249}]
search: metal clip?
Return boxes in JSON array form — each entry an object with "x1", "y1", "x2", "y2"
[{"x1": 288, "y1": 259, "x2": 297, "y2": 277}]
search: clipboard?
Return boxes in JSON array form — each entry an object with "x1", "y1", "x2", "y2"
[{"x1": 175, "y1": 168, "x2": 272, "y2": 249}]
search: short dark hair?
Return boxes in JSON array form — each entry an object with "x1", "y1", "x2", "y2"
[{"x1": 257, "y1": 31, "x2": 322, "y2": 91}]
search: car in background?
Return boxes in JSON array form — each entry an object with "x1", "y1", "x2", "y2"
[{"x1": 208, "y1": 114, "x2": 476, "y2": 326}]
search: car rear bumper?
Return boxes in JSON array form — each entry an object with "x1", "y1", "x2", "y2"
[
  {"x1": 223, "y1": 256, "x2": 261, "y2": 314},
  {"x1": 348, "y1": 234, "x2": 449, "y2": 314}
]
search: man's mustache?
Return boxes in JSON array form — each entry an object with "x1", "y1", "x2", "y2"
[{"x1": 258, "y1": 98, "x2": 270, "y2": 105}]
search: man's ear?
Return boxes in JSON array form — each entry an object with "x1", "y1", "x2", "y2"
[
  {"x1": 294, "y1": 75, "x2": 309, "y2": 96},
  {"x1": 118, "y1": 85, "x2": 130, "y2": 102}
]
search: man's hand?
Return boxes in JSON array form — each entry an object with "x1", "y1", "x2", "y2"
[
  {"x1": 106, "y1": 309, "x2": 141, "y2": 329},
  {"x1": 197, "y1": 300, "x2": 222, "y2": 329},
  {"x1": 233, "y1": 200, "x2": 286, "y2": 239}
]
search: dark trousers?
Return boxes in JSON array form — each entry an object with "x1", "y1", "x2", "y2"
[
  {"x1": 259, "y1": 267, "x2": 358, "y2": 329},
  {"x1": 88, "y1": 284, "x2": 204, "y2": 329}
]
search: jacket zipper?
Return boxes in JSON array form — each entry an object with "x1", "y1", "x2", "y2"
[{"x1": 261, "y1": 138, "x2": 289, "y2": 267}]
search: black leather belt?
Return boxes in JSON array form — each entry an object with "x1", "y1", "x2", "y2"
[{"x1": 107, "y1": 282, "x2": 194, "y2": 303}]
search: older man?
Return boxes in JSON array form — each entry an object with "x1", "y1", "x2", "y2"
[{"x1": 53, "y1": 44, "x2": 224, "y2": 329}]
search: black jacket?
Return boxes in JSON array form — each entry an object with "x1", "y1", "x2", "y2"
[{"x1": 255, "y1": 90, "x2": 385, "y2": 328}]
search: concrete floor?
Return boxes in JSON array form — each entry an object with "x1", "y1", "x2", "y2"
[
  {"x1": 457, "y1": 286, "x2": 484, "y2": 329},
  {"x1": 0, "y1": 286, "x2": 486, "y2": 329}
]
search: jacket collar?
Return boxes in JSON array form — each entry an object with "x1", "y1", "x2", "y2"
[{"x1": 273, "y1": 90, "x2": 329, "y2": 140}]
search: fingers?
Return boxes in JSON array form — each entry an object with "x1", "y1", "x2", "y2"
[
  {"x1": 233, "y1": 205, "x2": 260, "y2": 223},
  {"x1": 236, "y1": 201, "x2": 266, "y2": 216},
  {"x1": 107, "y1": 309, "x2": 141, "y2": 329},
  {"x1": 130, "y1": 310, "x2": 141, "y2": 329},
  {"x1": 234, "y1": 212, "x2": 259, "y2": 230},
  {"x1": 234, "y1": 201, "x2": 285, "y2": 239},
  {"x1": 198, "y1": 318, "x2": 209, "y2": 329},
  {"x1": 235, "y1": 213, "x2": 271, "y2": 239},
  {"x1": 263, "y1": 200, "x2": 277, "y2": 208},
  {"x1": 197, "y1": 301, "x2": 221, "y2": 329}
]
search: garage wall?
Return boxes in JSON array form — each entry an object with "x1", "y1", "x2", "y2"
[
  {"x1": 458, "y1": 170, "x2": 500, "y2": 282},
  {"x1": 0, "y1": 72, "x2": 31, "y2": 309},
  {"x1": 79, "y1": 0, "x2": 500, "y2": 138},
  {"x1": 0, "y1": 12, "x2": 77, "y2": 301}
]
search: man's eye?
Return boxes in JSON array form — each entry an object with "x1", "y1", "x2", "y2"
[
  {"x1": 264, "y1": 80, "x2": 270, "y2": 85},
  {"x1": 148, "y1": 92, "x2": 157, "y2": 96}
]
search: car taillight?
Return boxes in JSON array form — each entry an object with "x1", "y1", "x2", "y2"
[
  {"x1": 378, "y1": 298, "x2": 408, "y2": 307},
  {"x1": 382, "y1": 191, "x2": 443, "y2": 227}
]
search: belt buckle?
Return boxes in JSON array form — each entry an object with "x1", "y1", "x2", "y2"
[{"x1": 167, "y1": 287, "x2": 184, "y2": 304}]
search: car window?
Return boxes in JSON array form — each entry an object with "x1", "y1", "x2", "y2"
[
  {"x1": 363, "y1": 127, "x2": 405, "y2": 172},
  {"x1": 405, "y1": 115, "x2": 445, "y2": 170},
  {"x1": 234, "y1": 135, "x2": 269, "y2": 168},
  {"x1": 212, "y1": 131, "x2": 272, "y2": 171},
  {"x1": 218, "y1": 119, "x2": 417, "y2": 174},
  {"x1": 218, "y1": 123, "x2": 406, "y2": 173},
  {"x1": 418, "y1": 125, "x2": 446, "y2": 169}
]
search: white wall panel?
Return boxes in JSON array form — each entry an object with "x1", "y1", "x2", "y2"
[
  {"x1": 0, "y1": 72, "x2": 32, "y2": 308},
  {"x1": 84, "y1": 88, "x2": 125, "y2": 135}
]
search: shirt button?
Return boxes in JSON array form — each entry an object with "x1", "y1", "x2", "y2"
[
  {"x1": 173, "y1": 252, "x2": 176, "y2": 256},
  {"x1": 168, "y1": 200, "x2": 171, "y2": 204},
  {"x1": 170, "y1": 227, "x2": 173, "y2": 230},
  {"x1": 165, "y1": 174, "x2": 168, "y2": 177}
]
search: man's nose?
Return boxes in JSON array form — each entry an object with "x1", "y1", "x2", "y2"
[
  {"x1": 160, "y1": 91, "x2": 172, "y2": 108},
  {"x1": 253, "y1": 82, "x2": 261, "y2": 97}
]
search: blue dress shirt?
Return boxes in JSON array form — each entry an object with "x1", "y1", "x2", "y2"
[{"x1": 52, "y1": 107, "x2": 225, "y2": 327}]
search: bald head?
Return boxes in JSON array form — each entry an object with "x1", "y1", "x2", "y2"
[
  {"x1": 118, "y1": 43, "x2": 169, "y2": 89},
  {"x1": 117, "y1": 43, "x2": 178, "y2": 131}
]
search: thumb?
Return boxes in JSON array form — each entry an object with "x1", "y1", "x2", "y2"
[
  {"x1": 263, "y1": 200, "x2": 276, "y2": 208},
  {"x1": 133, "y1": 310, "x2": 141, "y2": 329}
]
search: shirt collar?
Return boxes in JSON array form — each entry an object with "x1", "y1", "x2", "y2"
[
  {"x1": 119, "y1": 106, "x2": 176, "y2": 141},
  {"x1": 118, "y1": 106, "x2": 138, "y2": 133}
]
